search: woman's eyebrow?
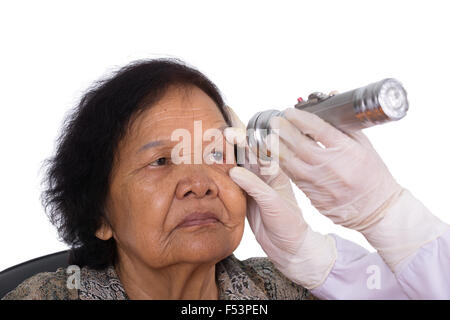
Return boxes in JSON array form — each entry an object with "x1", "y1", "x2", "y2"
[
  {"x1": 137, "y1": 125, "x2": 231, "y2": 153},
  {"x1": 138, "y1": 139, "x2": 172, "y2": 153}
]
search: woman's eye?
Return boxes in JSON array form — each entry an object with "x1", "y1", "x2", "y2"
[
  {"x1": 149, "y1": 157, "x2": 169, "y2": 167},
  {"x1": 209, "y1": 150, "x2": 224, "y2": 163}
]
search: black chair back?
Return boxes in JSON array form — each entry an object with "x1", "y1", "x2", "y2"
[{"x1": 0, "y1": 250, "x2": 70, "y2": 298}]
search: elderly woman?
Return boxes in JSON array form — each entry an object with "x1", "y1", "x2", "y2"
[
  {"x1": 2, "y1": 58, "x2": 317, "y2": 300},
  {"x1": 5, "y1": 58, "x2": 449, "y2": 300}
]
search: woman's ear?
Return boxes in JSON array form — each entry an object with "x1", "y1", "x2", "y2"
[{"x1": 95, "y1": 218, "x2": 113, "y2": 241}]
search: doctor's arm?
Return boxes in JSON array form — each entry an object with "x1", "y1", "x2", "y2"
[
  {"x1": 267, "y1": 108, "x2": 450, "y2": 299},
  {"x1": 223, "y1": 106, "x2": 412, "y2": 299}
]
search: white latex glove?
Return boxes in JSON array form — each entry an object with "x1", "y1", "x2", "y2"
[
  {"x1": 266, "y1": 107, "x2": 449, "y2": 272},
  {"x1": 223, "y1": 106, "x2": 337, "y2": 289}
]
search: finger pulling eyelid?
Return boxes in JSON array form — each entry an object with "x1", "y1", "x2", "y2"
[{"x1": 224, "y1": 127, "x2": 246, "y2": 146}]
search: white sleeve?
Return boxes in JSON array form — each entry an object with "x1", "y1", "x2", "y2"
[
  {"x1": 394, "y1": 227, "x2": 450, "y2": 299},
  {"x1": 310, "y1": 234, "x2": 410, "y2": 299}
]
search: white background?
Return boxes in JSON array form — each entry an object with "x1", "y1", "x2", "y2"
[{"x1": 1, "y1": 0, "x2": 449, "y2": 271}]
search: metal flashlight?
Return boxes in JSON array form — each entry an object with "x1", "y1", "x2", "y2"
[{"x1": 247, "y1": 78, "x2": 409, "y2": 160}]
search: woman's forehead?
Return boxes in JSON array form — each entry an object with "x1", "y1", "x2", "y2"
[{"x1": 126, "y1": 87, "x2": 227, "y2": 145}]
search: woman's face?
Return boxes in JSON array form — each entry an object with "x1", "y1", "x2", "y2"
[{"x1": 100, "y1": 85, "x2": 247, "y2": 268}]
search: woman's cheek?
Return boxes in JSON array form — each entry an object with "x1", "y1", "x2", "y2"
[
  {"x1": 131, "y1": 174, "x2": 172, "y2": 226},
  {"x1": 217, "y1": 172, "x2": 247, "y2": 221}
]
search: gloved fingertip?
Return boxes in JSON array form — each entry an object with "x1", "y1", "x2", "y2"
[
  {"x1": 264, "y1": 133, "x2": 281, "y2": 158},
  {"x1": 229, "y1": 166, "x2": 245, "y2": 179},
  {"x1": 283, "y1": 107, "x2": 303, "y2": 119},
  {"x1": 225, "y1": 105, "x2": 246, "y2": 128},
  {"x1": 268, "y1": 116, "x2": 283, "y2": 130},
  {"x1": 223, "y1": 127, "x2": 234, "y2": 143},
  {"x1": 229, "y1": 166, "x2": 249, "y2": 188},
  {"x1": 228, "y1": 165, "x2": 238, "y2": 175},
  {"x1": 229, "y1": 166, "x2": 259, "y2": 186},
  {"x1": 224, "y1": 127, "x2": 246, "y2": 146}
]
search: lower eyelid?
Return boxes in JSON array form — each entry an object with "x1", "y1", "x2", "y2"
[{"x1": 148, "y1": 157, "x2": 171, "y2": 166}]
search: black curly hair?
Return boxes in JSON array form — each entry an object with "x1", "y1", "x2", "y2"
[{"x1": 41, "y1": 58, "x2": 232, "y2": 269}]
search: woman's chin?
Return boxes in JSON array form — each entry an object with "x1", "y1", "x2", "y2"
[{"x1": 174, "y1": 233, "x2": 240, "y2": 264}]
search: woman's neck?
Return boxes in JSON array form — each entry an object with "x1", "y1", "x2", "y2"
[{"x1": 114, "y1": 255, "x2": 220, "y2": 300}]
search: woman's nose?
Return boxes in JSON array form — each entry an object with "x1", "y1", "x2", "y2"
[{"x1": 175, "y1": 165, "x2": 219, "y2": 199}]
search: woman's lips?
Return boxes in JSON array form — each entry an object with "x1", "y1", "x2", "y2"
[{"x1": 176, "y1": 212, "x2": 220, "y2": 229}]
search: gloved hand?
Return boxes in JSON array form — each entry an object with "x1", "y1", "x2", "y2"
[
  {"x1": 266, "y1": 107, "x2": 449, "y2": 272},
  {"x1": 223, "y1": 106, "x2": 337, "y2": 289}
]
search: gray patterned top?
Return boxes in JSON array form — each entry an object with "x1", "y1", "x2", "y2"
[{"x1": 2, "y1": 254, "x2": 317, "y2": 300}]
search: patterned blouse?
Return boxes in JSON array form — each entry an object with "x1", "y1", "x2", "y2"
[{"x1": 2, "y1": 254, "x2": 317, "y2": 300}]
